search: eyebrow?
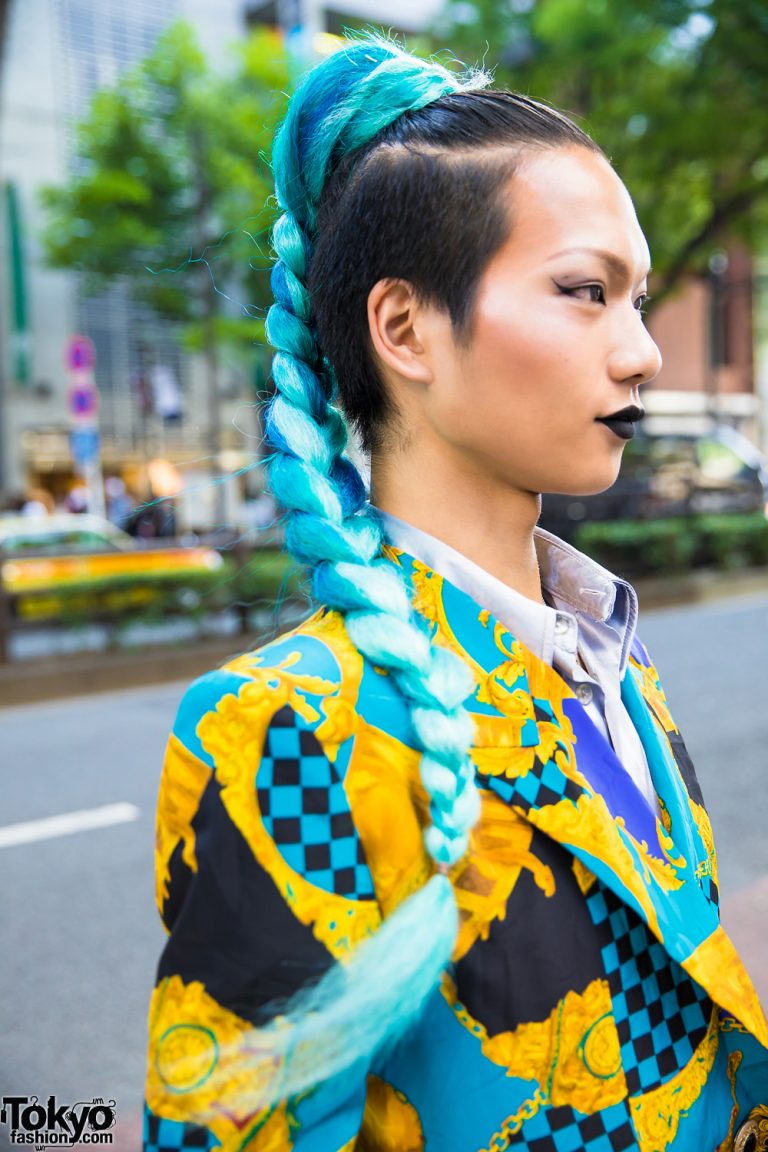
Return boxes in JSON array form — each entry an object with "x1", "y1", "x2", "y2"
[{"x1": 549, "y1": 247, "x2": 651, "y2": 281}]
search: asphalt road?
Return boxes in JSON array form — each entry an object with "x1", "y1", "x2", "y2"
[{"x1": 1, "y1": 592, "x2": 766, "y2": 1149}]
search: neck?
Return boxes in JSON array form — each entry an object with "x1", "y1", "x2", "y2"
[{"x1": 371, "y1": 443, "x2": 545, "y2": 605}]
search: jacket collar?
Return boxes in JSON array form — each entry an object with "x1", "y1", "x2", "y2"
[{"x1": 388, "y1": 546, "x2": 767, "y2": 1044}]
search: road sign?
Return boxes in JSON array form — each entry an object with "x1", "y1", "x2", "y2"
[
  {"x1": 70, "y1": 426, "x2": 100, "y2": 466},
  {"x1": 67, "y1": 380, "x2": 99, "y2": 420},
  {"x1": 65, "y1": 335, "x2": 96, "y2": 372}
]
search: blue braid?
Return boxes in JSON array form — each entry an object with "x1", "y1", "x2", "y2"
[{"x1": 182, "y1": 35, "x2": 494, "y2": 1112}]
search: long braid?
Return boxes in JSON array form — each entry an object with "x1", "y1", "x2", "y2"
[
  {"x1": 267, "y1": 39, "x2": 489, "y2": 883},
  {"x1": 189, "y1": 38, "x2": 493, "y2": 1109}
]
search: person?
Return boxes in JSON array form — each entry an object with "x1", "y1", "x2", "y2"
[{"x1": 142, "y1": 35, "x2": 768, "y2": 1152}]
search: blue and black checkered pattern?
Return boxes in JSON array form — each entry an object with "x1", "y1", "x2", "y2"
[
  {"x1": 479, "y1": 750, "x2": 584, "y2": 815},
  {"x1": 144, "y1": 1107, "x2": 219, "y2": 1151},
  {"x1": 506, "y1": 1100, "x2": 636, "y2": 1151},
  {"x1": 256, "y1": 705, "x2": 375, "y2": 899},
  {"x1": 587, "y1": 882, "x2": 712, "y2": 1095},
  {"x1": 703, "y1": 873, "x2": 719, "y2": 909}
]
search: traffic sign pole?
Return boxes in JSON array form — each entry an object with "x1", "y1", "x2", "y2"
[{"x1": 65, "y1": 335, "x2": 105, "y2": 518}]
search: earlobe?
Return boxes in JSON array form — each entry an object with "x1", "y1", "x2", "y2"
[{"x1": 367, "y1": 278, "x2": 433, "y2": 384}]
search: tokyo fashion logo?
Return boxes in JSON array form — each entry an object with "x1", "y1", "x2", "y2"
[{"x1": 0, "y1": 1096, "x2": 116, "y2": 1146}]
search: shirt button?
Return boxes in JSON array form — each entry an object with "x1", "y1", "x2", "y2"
[
  {"x1": 576, "y1": 683, "x2": 594, "y2": 706},
  {"x1": 554, "y1": 614, "x2": 571, "y2": 635}
]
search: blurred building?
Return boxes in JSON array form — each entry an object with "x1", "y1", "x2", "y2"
[
  {"x1": 644, "y1": 245, "x2": 760, "y2": 442},
  {"x1": 0, "y1": 0, "x2": 251, "y2": 528},
  {"x1": 0, "y1": 0, "x2": 765, "y2": 530}
]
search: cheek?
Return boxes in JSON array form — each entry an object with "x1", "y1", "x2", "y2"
[{"x1": 465, "y1": 305, "x2": 581, "y2": 416}]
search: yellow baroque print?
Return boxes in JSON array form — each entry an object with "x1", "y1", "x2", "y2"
[
  {"x1": 690, "y1": 799, "x2": 718, "y2": 887},
  {"x1": 359, "y1": 1075, "x2": 425, "y2": 1152},
  {"x1": 528, "y1": 792, "x2": 665, "y2": 940},
  {"x1": 450, "y1": 791, "x2": 554, "y2": 960},
  {"x1": 630, "y1": 1006, "x2": 720, "y2": 1152},
  {"x1": 155, "y1": 733, "x2": 212, "y2": 916},
  {"x1": 572, "y1": 858, "x2": 597, "y2": 896},
  {"x1": 226, "y1": 607, "x2": 364, "y2": 708},
  {"x1": 444, "y1": 976, "x2": 627, "y2": 1113},
  {"x1": 146, "y1": 974, "x2": 292, "y2": 1150},
  {"x1": 630, "y1": 656, "x2": 678, "y2": 735},
  {"x1": 198, "y1": 669, "x2": 380, "y2": 960},
  {"x1": 408, "y1": 562, "x2": 488, "y2": 684},
  {"x1": 683, "y1": 927, "x2": 768, "y2": 1048},
  {"x1": 344, "y1": 721, "x2": 428, "y2": 917}
]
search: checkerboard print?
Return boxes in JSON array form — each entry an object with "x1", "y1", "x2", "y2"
[
  {"x1": 505, "y1": 1101, "x2": 636, "y2": 1151},
  {"x1": 703, "y1": 874, "x2": 719, "y2": 909},
  {"x1": 256, "y1": 705, "x2": 375, "y2": 899},
  {"x1": 478, "y1": 750, "x2": 584, "y2": 814},
  {"x1": 144, "y1": 1107, "x2": 219, "y2": 1151},
  {"x1": 587, "y1": 882, "x2": 711, "y2": 1095}
]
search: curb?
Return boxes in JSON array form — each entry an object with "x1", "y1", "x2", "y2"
[
  {"x1": 0, "y1": 634, "x2": 258, "y2": 708},
  {"x1": 2, "y1": 567, "x2": 767, "y2": 708},
  {"x1": 632, "y1": 566, "x2": 768, "y2": 610}
]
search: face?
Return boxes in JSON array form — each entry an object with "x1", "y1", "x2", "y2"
[{"x1": 411, "y1": 145, "x2": 662, "y2": 498}]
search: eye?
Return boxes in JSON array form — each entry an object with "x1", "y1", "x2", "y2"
[
  {"x1": 557, "y1": 283, "x2": 606, "y2": 305},
  {"x1": 635, "y1": 293, "x2": 651, "y2": 317}
]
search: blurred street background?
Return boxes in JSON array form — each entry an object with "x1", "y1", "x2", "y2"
[{"x1": 1, "y1": 0, "x2": 767, "y2": 1145}]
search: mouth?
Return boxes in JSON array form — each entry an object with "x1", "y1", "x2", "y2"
[{"x1": 595, "y1": 404, "x2": 645, "y2": 441}]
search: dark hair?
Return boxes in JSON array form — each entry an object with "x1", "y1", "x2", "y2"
[{"x1": 309, "y1": 89, "x2": 602, "y2": 452}]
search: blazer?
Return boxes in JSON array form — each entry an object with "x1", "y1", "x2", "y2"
[{"x1": 143, "y1": 546, "x2": 768, "y2": 1152}]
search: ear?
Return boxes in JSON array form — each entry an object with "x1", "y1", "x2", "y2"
[{"x1": 367, "y1": 278, "x2": 434, "y2": 385}]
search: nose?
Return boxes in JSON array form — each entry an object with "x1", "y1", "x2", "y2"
[{"x1": 608, "y1": 313, "x2": 662, "y2": 388}]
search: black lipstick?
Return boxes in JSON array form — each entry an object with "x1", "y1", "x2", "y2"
[{"x1": 596, "y1": 404, "x2": 645, "y2": 441}]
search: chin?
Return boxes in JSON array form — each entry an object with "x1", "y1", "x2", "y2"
[{"x1": 543, "y1": 467, "x2": 623, "y2": 499}]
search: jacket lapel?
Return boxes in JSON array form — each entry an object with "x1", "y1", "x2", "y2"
[{"x1": 399, "y1": 549, "x2": 767, "y2": 1045}]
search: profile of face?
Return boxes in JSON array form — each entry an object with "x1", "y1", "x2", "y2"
[{"x1": 368, "y1": 145, "x2": 662, "y2": 501}]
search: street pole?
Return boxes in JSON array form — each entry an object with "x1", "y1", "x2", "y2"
[{"x1": 66, "y1": 335, "x2": 105, "y2": 518}]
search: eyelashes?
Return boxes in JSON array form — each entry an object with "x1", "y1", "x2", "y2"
[{"x1": 556, "y1": 282, "x2": 651, "y2": 316}]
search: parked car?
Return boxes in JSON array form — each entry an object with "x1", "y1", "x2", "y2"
[
  {"x1": 0, "y1": 513, "x2": 224, "y2": 620},
  {"x1": 540, "y1": 427, "x2": 768, "y2": 541}
]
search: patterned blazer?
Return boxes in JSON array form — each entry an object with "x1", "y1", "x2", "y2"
[{"x1": 143, "y1": 547, "x2": 768, "y2": 1152}]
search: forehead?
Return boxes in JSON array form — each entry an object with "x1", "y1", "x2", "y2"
[{"x1": 500, "y1": 146, "x2": 651, "y2": 275}]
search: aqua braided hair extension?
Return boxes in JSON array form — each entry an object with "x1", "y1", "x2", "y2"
[
  {"x1": 178, "y1": 35, "x2": 493, "y2": 1109},
  {"x1": 267, "y1": 35, "x2": 489, "y2": 882}
]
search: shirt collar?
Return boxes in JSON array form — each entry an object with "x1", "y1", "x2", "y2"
[
  {"x1": 534, "y1": 525, "x2": 639, "y2": 675},
  {"x1": 375, "y1": 510, "x2": 638, "y2": 677}
]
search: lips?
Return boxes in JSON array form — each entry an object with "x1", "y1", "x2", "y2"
[{"x1": 596, "y1": 404, "x2": 645, "y2": 441}]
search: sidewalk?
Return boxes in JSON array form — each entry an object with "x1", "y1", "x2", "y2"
[
  {"x1": 1, "y1": 566, "x2": 767, "y2": 708},
  {"x1": 721, "y1": 874, "x2": 768, "y2": 1011}
]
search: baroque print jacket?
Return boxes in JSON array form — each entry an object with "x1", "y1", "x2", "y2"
[{"x1": 143, "y1": 547, "x2": 768, "y2": 1152}]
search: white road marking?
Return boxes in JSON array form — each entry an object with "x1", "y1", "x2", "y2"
[{"x1": 0, "y1": 802, "x2": 141, "y2": 848}]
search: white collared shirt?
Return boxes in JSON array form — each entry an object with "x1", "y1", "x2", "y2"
[{"x1": 377, "y1": 510, "x2": 659, "y2": 816}]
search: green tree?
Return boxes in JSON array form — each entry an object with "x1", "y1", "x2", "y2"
[
  {"x1": 41, "y1": 22, "x2": 290, "y2": 499},
  {"x1": 432, "y1": 0, "x2": 768, "y2": 305}
]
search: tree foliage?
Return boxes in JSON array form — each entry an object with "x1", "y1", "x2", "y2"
[
  {"x1": 431, "y1": 0, "x2": 768, "y2": 303},
  {"x1": 41, "y1": 23, "x2": 290, "y2": 350}
]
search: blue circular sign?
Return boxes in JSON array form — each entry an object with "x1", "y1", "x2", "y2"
[{"x1": 65, "y1": 335, "x2": 96, "y2": 371}]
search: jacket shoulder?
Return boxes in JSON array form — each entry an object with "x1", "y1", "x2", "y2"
[{"x1": 170, "y1": 606, "x2": 414, "y2": 770}]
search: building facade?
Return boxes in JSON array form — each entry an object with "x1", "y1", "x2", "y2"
[
  {"x1": 0, "y1": 0, "x2": 252, "y2": 528},
  {"x1": 0, "y1": 0, "x2": 764, "y2": 530}
]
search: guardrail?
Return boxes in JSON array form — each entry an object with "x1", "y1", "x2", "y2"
[{"x1": 0, "y1": 539, "x2": 297, "y2": 665}]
